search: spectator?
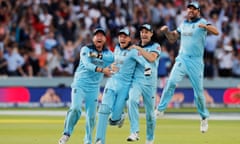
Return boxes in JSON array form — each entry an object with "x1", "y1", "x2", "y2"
[
  {"x1": 39, "y1": 7, "x2": 53, "y2": 33},
  {"x1": 38, "y1": 46, "x2": 49, "y2": 76},
  {"x1": 60, "y1": 20, "x2": 76, "y2": 43},
  {"x1": 43, "y1": 31, "x2": 58, "y2": 52},
  {"x1": 21, "y1": 51, "x2": 33, "y2": 77},
  {"x1": 216, "y1": 45, "x2": 234, "y2": 77},
  {"x1": 28, "y1": 49, "x2": 40, "y2": 76},
  {"x1": 30, "y1": 34, "x2": 43, "y2": 57},
  {"x1": 232, "y1": 52, "x2": 240, "y2": 77},
  {"x1": 61, "y1": 35, "x2": 82, "y2": 75},
  {"x1": 47, "y1": 47, "x2": 63, "y2": 77},
  {"x1": 204, "y1": 33, "x2": 219, "y2": 62},
  {"x1": 204, "y1": 32, "x2": 220, "y2": 78},
  {"x1": 0, "y1": 21, "x2": 8, "y2": 52},
  {"x1": 229, "y1": 13, "x2": 239, "y2": 42},
  {"x1": 0, "y1": 49, "x2": 7, "y2": 76},
  {"x1": 157, "y1": 45, "x2": 171, "y2": 88},
  {"x1": 4, "y1": 42, "x2": 25, "y2": 76}
]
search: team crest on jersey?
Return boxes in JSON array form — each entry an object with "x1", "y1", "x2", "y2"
[
  {"x1": 123, "y1": 52, "x2": 127, "y2": 56},
  {"x1": 82, "y1": 52, "x2": 86, "y2": 55}
]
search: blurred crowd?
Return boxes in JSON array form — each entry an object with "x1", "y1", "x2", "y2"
[{"x1": 0, "y1": 0, "x2": 239, "y2": 78}]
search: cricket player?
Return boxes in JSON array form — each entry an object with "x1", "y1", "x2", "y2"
[
  {"x1": 58, "y1": 28, "x2": 114, "y2": 144},
  {"x1": 95, "y1": 28, "x2": 152, "y2": 144},
  {"x1": 155, "y1": 2, "x2": 219, "y2": 133},
  {"x1": 127, "y1": 24, "x2": 161, "y2": 144}
]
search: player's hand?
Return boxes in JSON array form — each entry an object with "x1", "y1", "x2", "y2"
[
  {"x1": 160, "y1": 25, "x2": 169, "y2": 34},
  {"x1": 128, "y1": 45, "x2": 141, "y2": 51},
  {"x1": 102, "y1": 67, "x2": 112, "y2": 77},
  {"x1": 110, "y1": 63, "x2": 119, "y2": 73},
  {"x1": 155, "y1": 109, "x2": 164, "y2": 118},
  {"x1": 144, "y1": 67, "x2": 151, "y2": 76}
]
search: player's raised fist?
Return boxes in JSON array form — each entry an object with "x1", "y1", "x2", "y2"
[{"x1": 160, "y1": 25, "x2": 169, "y2": 33}]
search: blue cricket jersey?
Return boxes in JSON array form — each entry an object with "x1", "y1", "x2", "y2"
[
  {"x1": 132, "y1": 42, "x2": 161, "y2": 86},
  {"x1": 105, "y1": 44, "x2": 151, "y2": 91},
  {"x1": 71, "y1": 45, "x2": 114, "y2": 90},
  {"x1": 177, "y1": 18, "x2": 208, "y2": 57}
]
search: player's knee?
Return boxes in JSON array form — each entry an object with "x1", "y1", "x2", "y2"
[
  {"x1": 146, "y1": 112, "x2": 155, "y2": 122},
  {"x1": 69, "y1": 105, "x2": 81, "y2": 113},
  {"x1": 98, "y1": 104, "x2": 111, "y2": 114},
  {"x1": 128, "y1": 93, "x2": 139, "y2": 103},
  {"x1": 67, "y1": 108, "x2": 81, "y2": 118}
]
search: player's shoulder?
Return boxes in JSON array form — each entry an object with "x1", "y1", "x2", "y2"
[
  {"x1": 82, "y1": 44, "x2": 93, "y2": 50},
  {"x1": 149, "y1": 42, "x2": 160, "y2": 51},
  {"x1": 198, "y1": 17, "x2": 207, "y2": 24},
  {"x1": 200, "y1": 17, "x2": 207, "y2": 23},
  {"x1": 147, "y1": 42, "x2": 161, "y2": 55},
  {"x1": 128, "y1": 48, "x2": 138, "y2": 55},
  {"x1": 80, "y1": 45, "x2": 90, "y2": 53},
  {"x1": 153, "y1": 42, "x2": 160, "y2": 47}
]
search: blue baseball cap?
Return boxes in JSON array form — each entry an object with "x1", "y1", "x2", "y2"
[
  {"x1": 140, "y1": 24, "x2": 153, "y2": 32},
  {"x1": 93, "y1": 27, "x2": 106, "y2": 36},
  {"x1": 187, "y1": 2, "x2": 200, "y2": 9},
  {"x1": 118, "y1": 28, "x2": 130, "y2": 36}
]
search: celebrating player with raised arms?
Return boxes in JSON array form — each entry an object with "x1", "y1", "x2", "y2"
[{"x1": 155, "y1": 2, "x2": 219, "y2": 133}]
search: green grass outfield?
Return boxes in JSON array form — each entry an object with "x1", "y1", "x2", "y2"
[{"x1": 0, "y1": 110, "x2": 240, "y2": 144}]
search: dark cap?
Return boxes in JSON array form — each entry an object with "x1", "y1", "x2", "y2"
[
  {"x1": 118, "y1": 28, "x2": 130, "y2": 36},
  {"x1": 93, "y1": 27, "x2": 106, "y2": 36},
  {"x1": 187, "y1": 2, "x2": 200, "y2": 9},
  {"x1": 140, "y1": 24, "x2": 153, "y2": 32}
]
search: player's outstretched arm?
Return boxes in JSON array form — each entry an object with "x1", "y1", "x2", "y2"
[
  {"x1": 130, "y1": 45, "x2": 158, "y2": 63},
  {"x1": 198, "y1": 23, "x2": 219, "y2": 35},
  {"x1": 160, "y1": 25, "x2": 179, "y2": 43}
]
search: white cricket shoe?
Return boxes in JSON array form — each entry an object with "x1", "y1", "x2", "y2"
[
  {"x1": 155, "y1": 109, "x2": 164, "y2": 118},
  {"x1": 146, "y1": 140, "x2": 154, "y2": 144},
  {"x1": 200, "y1": 119, "x2": 208, "y2": 133},
  {"x1": 127, "y1": 133, "x2": 139, "y2": 141},
  {"x1": 118, "y1": 113, "x2": 125, "y2": 128},
  {"x1": 59, "y1": 135, "x2": 69, "y2": 144}
]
